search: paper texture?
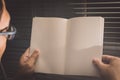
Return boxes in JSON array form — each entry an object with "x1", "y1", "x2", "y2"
[
  {"x1": 30, "y1": 17, "x2": 104, "y2": 76},
  {"x1": 30, "y1": 17, "x2": 67, "y2": 74},
  {"x1": 65, "y1": 17, "x2": 104, "y2": 76}
]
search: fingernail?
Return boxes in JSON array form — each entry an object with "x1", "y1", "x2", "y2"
[
  {"x1": 35, "y1": 49, "x2": 40, "y2": 54},
  {"x1": 92, "y1": 58, "x2": 98, "y2": 64}
]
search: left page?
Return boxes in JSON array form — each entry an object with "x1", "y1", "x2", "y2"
[{"x1": 30, "y1": 17, "x2": 67, "y2": 74}]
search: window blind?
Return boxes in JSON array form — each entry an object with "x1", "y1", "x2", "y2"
[{"x1": 68, "y1": 1, "x2": 120, "y2": 57}]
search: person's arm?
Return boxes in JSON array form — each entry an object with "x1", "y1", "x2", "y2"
[
  {"x1": 93, "y1": 55, "x2": 120, "y2": 80},
  {"x1": 14, "y1": 48, "x2": 40, "y2": 80}
]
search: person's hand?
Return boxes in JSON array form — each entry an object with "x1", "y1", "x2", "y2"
[
  {"x1": 20, "y1": 48, "x2": 40, "y2": 74},
  {"x1": 93, "y1": 55, "x2": 120, "y2": 80},
  {"x1": 14, "y1": 48, "x2": 40, "y2": 80}
]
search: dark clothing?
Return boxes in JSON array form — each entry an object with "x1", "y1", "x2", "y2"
[{"x1": 0, "y1": 62, "x2": 7, "y2": 80}]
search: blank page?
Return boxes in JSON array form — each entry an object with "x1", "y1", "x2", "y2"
[
  {"x1": 65, "y1": 17, "x2": 104, "y2": 76},
  {"x1": 30, "y1": 17, "x2": 67, "y2": 74}
]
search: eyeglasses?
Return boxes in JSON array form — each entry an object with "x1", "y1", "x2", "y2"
[{"x1": 0, "y1": 26, "x2": 17, "y2": 40}]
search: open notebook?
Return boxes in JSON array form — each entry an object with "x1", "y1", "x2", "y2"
[{"x1": 30, "y1": 17, "x2": 104, "y2": 76}]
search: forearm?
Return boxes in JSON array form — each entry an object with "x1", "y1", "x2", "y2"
[
  {"x1": 13, "y1": 67, "x2": 35, "y2": 80},
  {"x1": 13, "y1": 73, "x2": 35, "y2": 80}
]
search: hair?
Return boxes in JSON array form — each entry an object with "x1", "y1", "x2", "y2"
[
  {"x1": 0, "y1": 0, "x2": 3, "y2": 19},
  {"x1": 0, "y1": 0, "x2": 2, "y2": 10}
]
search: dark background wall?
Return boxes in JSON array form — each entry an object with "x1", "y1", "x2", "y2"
[
  {"x1": 2, "y1": 0, "x2": 32, "y2": 79},
  {"x1": 1, "y1": 0, "x2": 120, "y2": 80}
]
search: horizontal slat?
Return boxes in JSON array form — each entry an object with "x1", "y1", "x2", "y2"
[
  {"x1": 104, "y1": 42, "x2": 120, "y2": 45},
  {"x1": 73, "y1": 7, "x2": 120, "y2": 10},
  {"x1": 105, "y1": 27, "x2": 120, "y2": 28},
  {"x1": 104, "y1": 46, "x2": 120, "y2": 50},
  {"x1": 104, "y1": 32, "x2": 120, "y2": 34},
  {"x1": 103, "y1": 51, "x2": 120, "y2": 56},
  {"x1": 104, "y1": 17, "x2": 120, "y2": 19},
  {"x1": 75, "y1": 12, "x2": 120, "y2": 14},
  {"x1": 69, "y1": 2, "x2": 120, "y2": 5},
  {"x1": 105, "y1": 22, "x2": 120, "y2": 23},
  {"x1": 104, "y1": 37, "x2": 120, "y2": 39}
]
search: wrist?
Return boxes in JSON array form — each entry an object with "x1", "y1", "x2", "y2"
[{"x1": 13, "y1": 67, "x2": 35, "y2": 80}]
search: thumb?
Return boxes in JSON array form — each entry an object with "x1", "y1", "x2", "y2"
[
  {"x1": 93, "y1": 58, "x2": 107, "y2": 71},
  {"x1": 28, "y1": 49, "x2": 40, "y2": 66}
]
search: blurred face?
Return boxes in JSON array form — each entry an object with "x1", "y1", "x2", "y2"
[{"x1": 0, "y1": 0, "x2": 10, "y2": 59}]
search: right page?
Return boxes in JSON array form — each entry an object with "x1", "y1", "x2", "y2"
[{"x1": 65, "y1": 17, "x2": 104, "y2": 76}]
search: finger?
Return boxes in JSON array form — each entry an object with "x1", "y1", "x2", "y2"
[
  {"x1": 22, "y1": 48, "x2": 30, "y2": 58},
  {"x1": 93, "y1": 58, "x2": 107, "y2": 71},
  {"x1": 20, "y1": 48, "x2": 30, "y2": 65},
  {"x1": 30, "y1": 49, "x2": 40, "y2": 60},
  {"x1": 102, "y1": 55, "x2": 117, "y2": 63},
  {"x1": 27, "y1": 49, "x2": 40, "y2": 66}
]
